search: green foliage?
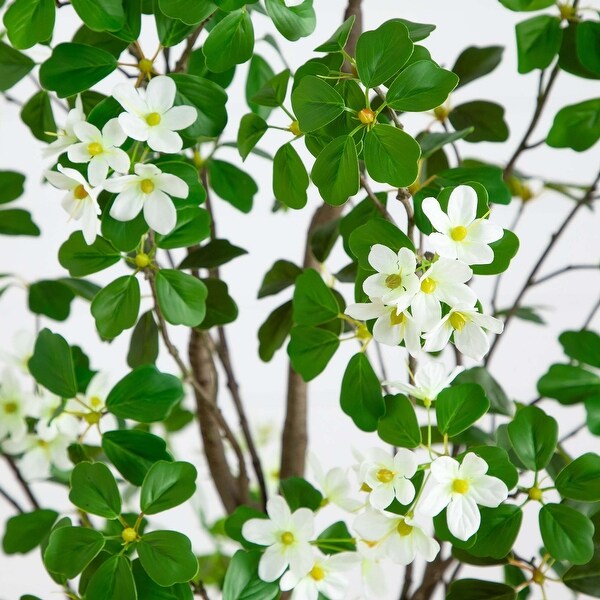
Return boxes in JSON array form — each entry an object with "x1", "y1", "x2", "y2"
[
  {"x1": 449, "y1": 101, "x2": 509, "y2": 143},
  {"x1": 560, "y1": 329, "x2": 600, "y2": 368},
  {"x1": 3, "y1": 510, "x2": 58, "y2": 555},
  {"x1": 155, "y1": 269, "x2": 207, "y2": 327},
  {"x1": 69, "y1": 462, "x2": 122, "y2": 519},
  {"x1": 3, "y1": 0, "x2": 55, "y2": 49},
  {"x1": 537, "y1": 363, "x2": 600, "y2": 404},
  {"x1": 436, "y1": 384, "x2": 490, "y2": 437},
  {"x1": 44, "y1": 527, "x2": 105, "y2": 579},
  {"x1": 292, "y1": 269, "x2": 339, "y2": 326},
  {"x1": 141, "y1": 461, "x2": 197, "y2": 514},
  {"x1": 447, "y1": 579, "x2": 516, "y2": 600},
  {"x1": 547, "y1": 98, "x2": 600, "y2": 151},
  {"x1": 85, "y1": 555, "x2": 136, "y2": 600},
  {"x1": 273, "y1": 143, "x2": 309, "y2": 209},
  {"x1": 287, "y1": 325, "x2": 339, "y2": 381},
  {"x1": 507, "y1": 406, "x2": 557, "y2": 471},
  {"x1": 291, "y1": 76, "x2": 345, "y2": 133},
  {"x1": 91, "y1": 275, "x2": 140, "y2": 339},
  {"x1": 377, "y1": 394, "x2": 421, "y2": 448},
  {"x1": 59, "y1": 232, "x2": 121, "y2": 277},
  {"x1": 127, "y1": 311, "x2": 159, "y2": 368},
  {"x1": 452, "y1": 46, "x2": 504, "y2": 88},
  {"x1": 471, "y1": 230, "x2": 520, "y2": 276},
  {"x1": 222, "y1": 550, "x2": 279, "y2": 600},
  {"x1": 516, "y1": 15, "x2": 562, "y2": 73},
  {"x1": 265, "y1": 0, "x2": 315, "y2": 42},
  {"x1": 203, "y1": 10, "x2": 254, "y2": 72},
  {"x1": 280, "y1": 477, "x2": 323, "y2": 511}
]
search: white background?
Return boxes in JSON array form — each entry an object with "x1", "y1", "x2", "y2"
[{"x1": 1, "y1": 0, "x2": 599, "y2": 598}]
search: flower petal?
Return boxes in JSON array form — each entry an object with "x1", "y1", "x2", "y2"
[
  {"x1": 162, "y1": 105, "x2": 198, "y2": 130},
  {"x1": 393, "y1": 478, "x2": 415, "y2": 505},
  {"x1": 155, "y1": 172, "x2": 188, "y2": 198},
  {"x1": 146, "y1": 75, "x2": 176, "y2": 113},
  {"x1": 287, "y1": 541, "x2": 314, "y2": 576},
  {"x1": 422, "y1": 197, "x2": 451, "y2": 234},
  {"x1": 105, "y1": 148, "x2": 131, "y2": 175},
  {"x1": 393, "y1": 448, "x2": 418, "y2": 478},
  {"x1": 368, "y1": 244, "x2": 399, "y2": 274},
  {"x1": 103, "y1": 175, "x2": 139, "y2": 193},
  {"x1": 259, "y1": 544, "x2": 288, "y2": 582},
  {"x1": 430, "y1": 456, "x2": 460, "y2": 483},
  {"x1": 242, "y1": 518, "x2": 277, "y2": 546},
  {"x1": 67, "y1": 143, "x2": 91, "y2": 164},
  {"x1": 102, "y1": 118, "x2": 127, "y2": 147},
  {"x1": 429, "y1": 232, "x2": 458, "y2": 260},
  {"x1": 397, "y1": 247, "x2": 416, "y2": 274},
  {"x1": 369, "y1": 483, "x2": 395, "y2": 510},
  {"x1": 266, "y1": 495, "x2": 291, "y2": 526},
  {"x1": 454, "y1": 322, "x2": 489, "y2": 362},
  {"x1": 291, "y1": 508, "x2": 314, "y2": 540},
  {"x1": 411, "y1": 292, "x2": 441, "y2": 332},
  {"x1": 88, "y1": 157, "x2": 109, "y2": 187},
  {"x1": 446, "y1": 494, "x2": 480, "y2": 541},
  {"x1": 147, "y1": 126, "x2": 183, "y2": 153},
  {"x1": 412, "y1": 528, "x2": 440, "y2": 562},
  {"x1": 418, "y1": 483, "x2": 452, "y2": 517},
  {"x1": 459, "y1": 452, "x2": 488, "y2": 480},
  {"x1": 118, "y1": 112, "x2": 149, "y2": 142},
  {"x1": 143, "y1": 190, "x2": 176, "y2": 235},
  {"x1": 469, "y1": 475, "x2": 508, "y2": 507},
  {"x1": 345, "y1": 301, "x2": 387, "y2": 321},
  {"x1": 112, "y1": 82, "x2": 147, "y2": 115},
  {"x1": 448, "y1": 185, "x2": 477, "y2": 226},
  {"x1": 385, "y1": 531, "x2": 416, "y2": 565},
  {"x1": 373, "y1": 314, "x2": 401, "y2": 346},
  {"x1": 456, "y1": 241, "x2": 494, "y2": 265},
  {"x1": 109, "y1": 187, "x2": 145, "y2": 222},
  {"x1": 44, "y1": 169, "x2": 75, "y2": 190},
  {"x1": 74, "y1": 121, "x2": 101, "y2": 143}
]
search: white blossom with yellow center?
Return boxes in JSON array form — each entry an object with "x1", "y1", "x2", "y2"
[
  {"x1": 0, "y1": 368, "x2": 30, "y2": 441},
  {"x1": 43, "y1": 95, "x2": 85, "y2": 158}
]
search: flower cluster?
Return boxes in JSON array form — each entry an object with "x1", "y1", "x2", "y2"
[
  {"x1": 242, "y1": 430, "x2": 509, "y2": 599},
  {"x1": 43, "y1": 76, "x2": 197, "y2": 243},
  {"x1": 346, "y1": 185, "x2": 504, "y2": 361}
]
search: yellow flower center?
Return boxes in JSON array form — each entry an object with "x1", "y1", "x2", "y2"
[
  {"x1": 146, "y1": 112, "x2": 161, "y2": 126},
  {"x1": 310, "y1": 565, "x2": 326, "y2": 581},
  {"x1": 140, "y1": 179, "x2": 155, "y2": 194},
  {"x1": 135, "y1": 253, "x2": 151, "y2": 268},
  {"x1": 360, "y1": 482, "x2": 372, "y2": 493},
  {"x1": 87, "y1": 142, "x2": 103, "y2": 156},
  {"x1": 449, "y1": 312, "x2": 467, "y2": 331},
  {"x1": 450, "y1": 225, "x2": 468, "y2": 241},
  {"x1": 397, "y1": 520, "x2": 413, "y2": 537},
  {"x1": 3, "y1": 401, "x2": 18, "y2": 414},
  {"x1": 532, "y1": 569, "x2": 545, "y2": 585},
  {"x1": 138, "y1": 58, "x2": 153, "y2": 74},
  {"x1": 289, "y1": 120, "x2": 301, "y2": 136},
  {"x1": 280, "y1": 531, "x2": 294, "y2": 545},
  {"x1": 73, "y1": 184, "x2": 88, "y2": 200},
  {"x1": 385, "y1": 273, "x2": 402, "y2": 289},
  {"x1": 89, "y1": 396, "x2": 103, "y2": 409},
  {"x1": 358, "y1": 107, "x2": 375, "y2": 125},
  {"x1": 433, "y1": 105, "x2": 449, "y2": 121},
  {"x1": 420, "y1": 277, "x2": 436, "y2": 294},
  {"x1": 452, "y1": 479, "x2": 469, "y2": 494},
  {"x1": 84, "y1": 412, "x2": 101, "y2": 425},
  {"x1": 520, "y1": 185, "x2": 534, "y2": 202},
  {"x1": 376, "y1": 468, "x2": 395, "y2": 483},
  {"x1": 356, "y1": 324, "x2": 371, "y2": 341},
  {"x1": 389, "y1": 310, "x2": 405, "y2": 326},
  {"x1": 37, "y1": 440, "x2": 49, "y2": 449},
  {"x1": 528, "y1": 486, "x2": 543, "y2": 501},
  {"x1": 121, "y1": 527, "x2": 138, "y2": 543}
]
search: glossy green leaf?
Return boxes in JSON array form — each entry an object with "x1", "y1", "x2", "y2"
[
  {"x1": 461, "y1": 446, "x2": 518, "y2": 490},
  {"x1": 208, "y1": 159, "x2": 257, "y2": 213},
  {"x1": 155, "y1": 269, "x2": 207, "y2": 327},
  {"x1": 258, "y1": 301, "x2": 293, "y2": 362},
  {"x1": 317, "y1": 521, "x2": 356, "y2": 554},
  {"x1": 180, "y1": 238, "x2": 247, "y2": 270},
  {"x1": 273, "y1": 143, "x2": 309, "y2": 209},
  {"x1": 44, "y1": 527, "x2": 105, "y2": 579},
  {"x1": 69, "y1": 462, "x2": 121, "y2": 519},
  {"x1": 377, "y1": 394, "x2": 421, "y2": 448},
  {"x1": 468, "y1": 505, "x2": 522, "y2": 559},
  {"x1": 499, "y1": 0, "x2": 554, "y2": 10},
  {"x1": 58, "y1": 232, "x2": 120, "y2": 277},
  {"x1": 203, "y1": 10, "x2": 254, "y2": 72},
  {"x1": 3, "y1": 0, "x2": 55, "y2": 49},
  {"x1": 141, "y1": 461, "x2": 197, "y2": 515},
  {"x1": 556, "y1": 453, "x2": 600, "y2": 501},
  {"x1": 28, "y1": 280, "x2": 75, "y2": 321},
  {"x1": 564, "y1": 555, "x2": 600, "y2": 597},
  {"x1": 516, "y1": 15, "x2": 562, "y2": 73},
  {"x1": 222, "y1": 550, "x2": 279, "y2": 600},
  {"x1": 127, "y1": 311, "x2": 159, "y2": 369},
  {"x1": 314, "y1": 15, "x2": 355, "y2": 52},
  {"x1": 449, "y1": 101, "x2": 509, "y2": 143},
  {"x1": 0, "y1": 41, "x2": 35, "y2": 91},
  {"x1": 453, "y1": 46, "x2": 504, "y2": 88},
  {"x1": 447, "y1": 579, "x2": 516, "y2": 600},
  {"x1": 471, "y1": 230, "x2": 520, "y2": 275},
  {"x1": 288, "y1": 326, "x2": 339, "y2": 382},
  {"x1": 71, "y1": 0, "x2": 126, "y2": 32},
  {"x1": 349, "y1": 218, "x2": 414, "y2": 269},
  {"x1": 453, "y1": 367, "x2": 513, "y2": 416},
  {"x1": 155, "y1": 207, "x2": 210, "y2": 250},
  {"x1": 2, "y1": 510, "x2": 58, "y2": 555},
  {"x1": 0, "y1": 171, "x2": 25, "y2": 205},
  {"x1": 560, "y1": 329, "x2": 600, "y2": 368},
  {"x1": 157, "y1": 0, "x2": 215, "y2": 25},
  {"x1": 292, "y1": 269, "x2": 339, "y2": 326},
  {"x1": 436, "y1": 384, "x2": 490, "y2": 437},
  {"x1": 258, "y1": 260, "x2": 302, "y2": 298},
  {"x1": 291, "y1": 75, "x2": 345, "y2": 133},
  {"x1": 547, "y1": 99, "x2": 600, "y2": 152},
  {"x1": 537, "y1": 363, "x2": 600, "y2": 404},
  {"x1": 86, "y1": 555, "x2": 136, "y2": 600},
  {"x1": 132, "y1": 558, "x2": 193, "y2": 600},
  {"x1": 0, "y1": 209, "x2": 40, "y2": 236},
  {"x1": 507, "y1": 405, "x2": 557, "y2": 471},
  {"x1": 281, "y1": 477, "x2": 323, "y2": 511},
  {"x1": 577, "y1": 21, "x2": 600, "y2": 76},
  {"x1": 265, "y1": 0, "x2": 315, "y2": 42},
  {"x1": 91, "y1": 275, "x2": 140, "y2": 339},
  {"x1": 21, "y1": 90, "x2": 56, "y2": 143},
  {"x1": 200, "y1": 277, "x2": 238, "y2": 329},
  {"x1": 238, "y1": 113, "x2": 268, "y2": 160}
]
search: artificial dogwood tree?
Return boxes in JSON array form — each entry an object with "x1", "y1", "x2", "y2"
[{"x1": 0, "y1": 0, "x2": 599, "y2": 599}]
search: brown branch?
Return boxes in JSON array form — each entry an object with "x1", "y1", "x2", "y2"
[
  {"x1": 0, "y1": 484, "x2": 24, "y2": 513},
  {"x1": 530, "y1": 263, "x2": 599, "y2": 286},
  {"x1": 397, "y1": 188, "x2": 415, "y2": 243},
  {"x1": 409, "y1": 554, "x2": 454, "y2": 600},
  {"x1": 3, "y1": 454, "x2": 40, "y2": 510},
  {"x1": 583, "y1": 296, "x2": 600, "y2": 330},
  {"x1": 361, "y1": 175, "x2": 393, "y2": 221},
  {"x1": 174, "y1": 17, "x2": 213, "y2": 73}
]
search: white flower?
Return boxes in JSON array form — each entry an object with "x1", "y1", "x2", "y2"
[
  {"x1": 386, "y1": 362, "x2": 463, "y2": 405},
  {"x1": 81, "y1": 371, "x2": 110, "y2": 413},
  {"x1": 112, "y1": 75, "x2": 197, "y2": 154},
  {"x1": 355, "y1": 541, "x2": 388, "y2": 600},
  {"x1": 307, "y1": 452, "x2": 361, "y2": 512},
  {"x1": 423, "y1": 303, "x2": 503, "y2": 361},
  {"x1": 411, "y1": 258, "x2": 477, "y2": 331},
  {"x1": 0, "y1": 330, "x2": 35, "y2": 374},
  {"x1": 32, "y1": 389, "x2": 80, "y2": 442},
  {"x1": 360, "y1": 447, "x2": 418, "y2": 510},
  {"x1": 517, "y1": 178, "x2": 544, "y2": 202},
  {"x1": 44, "y1": 166, "x2": 100, "y2": 244},
  {"x1": 353, "y1": 509, "x2": 440, "y2": 565},
  {"x1": 104, "y1": 163, "x2": 188, "y2": 235},
  {"x1": 43, "y1": 95, "x2": 85, "y2": 158},
  {"x1": 68, "y1": 118, "x2": 130, "y2": 186},
  {"x1": 345, "y1": 298, "x2": 421, "y2": 355},
  {"x1": 419, "y1": 453, "x2": 508, "y2": 541},
  {"x1": 242, "y1": 495, "x2": 315, "y2": 582},
  {"x1": 422, "y1": 185, "x2": 503, "y2": 265},
  {"x1": 363, "y1": 245, "x2": 419, "y2": 309},
  {"x1": 279, "y1": 552, "x2": 356, "y2": 600},
  {"x1": 0, "y1": 369, "x2": 30, "y2": 441}
]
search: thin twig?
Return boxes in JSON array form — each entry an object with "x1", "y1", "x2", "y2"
[
  {"x1": 397, "y1": 188, "x2": 415, "y2": 243},
  {"x1": 583, "y1": 296, "x2": 600, "y2": 330},
  {"x1": 531, "y1": 263, "x2": 599, "y2": 286},
  {"x1": 3, "y1": 454, "x2": 40, "y2": 510},
  {"x1": 559, "y1": 423, "x2": 587, "y2": 444},
  {"x1": 360, "y1": 175, "x2": 393, "y2": 221},
  {"x1": 0, "y1": 484, "x2": 24, "y2": 513},
  {"x1": 174, "y1": 17, "x2": 213, "y2": 73}
]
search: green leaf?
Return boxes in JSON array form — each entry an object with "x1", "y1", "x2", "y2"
[
  {"x1": 559, "y1": 21, "x2": 600, "y2": 80},
  {"x1": 447, "y1": 579, "x2": 516, "y2": 600},
  {"x1": 3, "y1": 510, "x2": 58, "y2": 555},
  {"x1": 0, "y1": 171, "x2": 25, "y2": 205},
  {"x1": 91, "y1": 275, "x2": 140, "y2": 339},
  {"x1": 349, "y1": 218, "x2": 414, "y2": 269},
  {"x1": 258, "y1": 301, "x2": 293, "y2": 362},
  {"x1": 539, "y1": 503, "x2": 594, "y2": 564},
  {"x1": 203, "y1": 10, "x2": 254, "y2": 72},
  {"x1": 556, "y1": 453, "x2": 600, "y2": 501},
  {"x1": 224, "y1": 506, "x2": 267, "y2": 549},
  {"x1": 245, "y1": 54, "x2": 275, "y2": 119},
  {"x1": 141, "y1": 461, "x2": 197, "y2": 515},
  {"x1": 222, "y1": 550, "x2": 279, "y2": 600},
  {"x1": 281, "y1": 477, "x2": 323, "y2": 511},
  {"x1": 180, "y1": 239, "x2": 247, "y2": 270},
  {"x1": 499, "y1": 0, "x2": 555, "y2": 11},
  {"x1": 340, "y1": 353, "x2": 385, "y2": 432},
  {"x1": 317, "y1": 521, "x2": 356, "y2": 554},
  {"x1": 69, "y1": 462, "x2": 121, "y2": 519},
  {"x1": 251, "y1": 68, "x2": 290, "y2": 110},
  {"x1": 102, "y1": 429, "x2": 172, "y2": 486},
  {"x1": 71, "y1": 0, "x2": 126, "y2": 32},
  {"x1": 58, "y1": 232, "x2": 120, "y2": 277},
  {"x1": 436, "y1": 384, "x2": 490, "y2": 437},
  {"x1": 564, "y1": 555, "x2": 600, "y2": 597},
  {"x1": 0, "y1": 41, "x2": 35, "y2": 91},
  {"x1": 106, "y1": 365, "x2": 184, "y2": 423},
  {"x1": 449, "y1": 101, "x2": 509, "y2": 143},
  {"x1": 40, "y1": 43, "x2": 118, "y2": 98},
  {"x1": 85, "y1": 555, "x2": 136, "y2": 600},
  {"x1": 311, "y1": 135, "x2": 359, "y2": 206},
  {"x1": 3, "y1": 0, "x2": 55, "y2": 49},
  {"x1": 394, "y1": 18, "x2": 436, "y2": 42},
  {"x1": 155, "y1": 207, "x2": 211, "y2": 250},
  {"x1": 127, "y1": 311, "x2": 159, "y2": 369},
  {"x1": 157, "y1": 0, "x2": 215, "y2": 25},
  {"x1": 137, "y1": 531, "x2": 198, "y2": 587},
  {"x1": 132, "y1": 558, "x2": 193, "y2": 600},
  {"x1": 560, "y1": 329, "x2": 600, "y2": 368},
  {"x1": 460, "y1": 445, "x2": 519, "y2": 490},
  {"x1": 21, "y1": 91, "x2": 56, "y2": 143},
  {"x1": 200, "y1": 278, "x2": 238, "y2": 329},
  {"x1": 537, "y1": 363, "x2": 600, "y2": 404},
  {"x1": 44, "y1": 527, "x2": 105, "y2": 579},
  {"x1": 436, "y1": 164, "x2": 512, "y2": 205},
  {"x1": 273, "y1": 143, "x2": 309, "y2": 209},
  {"x1": 288, "y1": 326, "x2": 339, "y2": 382},
  {"x1": 577, "y1": 21, "x2": 600, "y2": 76},
  {"x1": 292, "y1": 269, "x2": 339, "y2": 326},
  {"x1": 453, "y1": 367, "x2": 513, "y2": 416},
  {"x1": 208, "y1": 160, "x2": 257, "y2": 213},
  {"x1": 356, "y1": 21, "x2": 413, "y2": 88},
  {"x1": 0, "y1": 209, "x2": 40, "y2": 236},
  {"x1": 314, "y1": 15, "x2": 355, "y2": 52},
  {"x1": 547, "y1": 98, "x2": 600, "y2": 152},
  {"x1": 453, "y1": 46, "x2": 504, "y2": 88},
  {"x1": 291, "y1": 75, "x2": 345, "y2": 133},
  {"x1": 155, "y1": 6, "x2": 195, "y2": 48},
  {"x1": 377, "y1": 394, "x2": 421, "y2": 448},
  {"x1": 507, "y1": 406, "x2": 557, "y2": 471},
  {"x1": 471, "y1": 230, "x2": 520, "y2": 276},
  {"x1": 29, "y1": 280, "x2": 75, "y2": 321},
  {"x1": 387, "y1": 60, "x2": 458, "y2": 112},
  {"x1": 238, "y1": 113, "x2": 268, "y2": 160},
  {"x1": 155, "y1": 269, "x2": 207, "y2": 327},
  {"x1": 29, "y1": 329, "x2": 78, "y2": 398},
  {"x1": 468, "y1": 505, "x2": 522, "y2": 559},
  {"x1": 265, "y1": 0, "x2": 315, "y2": 42},
  {"x1": 364, "y1": 124, "x2": 421, "y2": 187},
  {"x1": 258, "y1": 260, "x2": 302, "y2": 298},
  {"x1": 516, "y1": 15, "x2": 562, "y2": 74}
]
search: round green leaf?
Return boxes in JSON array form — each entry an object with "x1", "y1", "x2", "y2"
[
  {"x1": 452, "y1": 45, "x2": 504, "y2": 89},
  {"x1": 447, "y1": 579, "x2": 516, "y2": 600},
  {"x1": 91, "y1": 275, "x2": 140, "y2": 339},
  {"x1": 28, "y1": 280, "x2": 75, "y2": 322},
  {"x1": 258, "y1": 301, "x2": 293, "y2": 362},
  {"x1": 58, "y1": 232, "x2": 121, "y2": 277},
  {"x1": 21, "y1": 90, "x2": 56, "y2": 143},
  {"x1": 2, "y1": 510, "x2": 58, "y2": 555},
  {"x1": 507, "y1": 405, "x2": 557, "y2": 471},
  {"x1": 44, "y1": 527, "x2": 105, "y2": 579},
  {"x1": 0, "y1": 209, "x2": 40, "y2": 236},
  {"x1": 555, "y1": 453, "x2": 600, "y2": 501},
  {"x1": 292, "y1": 269, "x2": 339, "y2": 326},
  {"x1": 449, "y1": 101, "x2": 509, "y2": 143},
  {"x1": 208, "y1": 160, "x2": 257, "y2": 213},
  {"x1": 0, "y1": 41, "x2": 35, "y2": 92},
  {"x1": 291, "y1": 75, "x2": 345, "y2": 133},
  {"x1": 155, "y1": 269, "x2": 207, "y2": 327},
  {"x1": 468, "y1": 505, "x2": 522, "y2": 559},
  {"x1": 203, "y1": 10, "x2": 254, "y2": 73},
  {"x1": 280, "y1": 477, "x2": 323, "y2": 511},
  {"x1": 238, "y1": 113, "x2": 268, "y2": 160},
  {"x1": 547, "y1": 99, "x2": 600, "y2": 152},
  {"x1": 516, "y1": 15, "x2": 562, "y2": 74},
  {"x1": 69, "y1": 462, "x2": 122, "y2": 519},
  {"x1": 3, "y1": 0, "x2": 55, "y2": 49},
  {"x1": 157, "y1": 0, "x2": 215, "y2": 25},
  {"x1": 86, "y1": 555, "x2": 136, "y2": 600},
  {"x1": 222, "y1": 550, "x2": 279, "y2": 600},
  {"x1": 132, "y1": 558, "x2": 193, "y2": 600},
  {"x1": 141, "y1": 461, "x2": 197, "y2": 515},
  {"x1": 273, "y1": 143, "x2": 309, "y2": 209},
  {"x1": 265, "y1": 0, "x2": 315, "y2": 42},
  {"x1": 559, "y1": 329, "x2": 600, "y2": 368},
  {"x1": 287, "y1": 325, "x2": 340, "y2": 382},
  {"x1": 471, "y1": 230, "x2": 520, "y2": 275},
  {"x1": 200, "y1": 277, "x2": 239, "y2": 329},
  {"x1": 436, "y1": 384, "x2": 490, "y2": 437},
  {"x1": 70, "y1": 0, "x2": 126, "y2": 33},
  {"x1": 377, "y1": 394, "x2": 421, "y2": 448},
  {"x1": 537, "y1": 363, "x2": 600, "y2": 404}
]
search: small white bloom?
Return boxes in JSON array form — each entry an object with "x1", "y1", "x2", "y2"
[
  {"x1": 422, "y1": 185, "x2": 503, "y2": 265},
  {"x1": 0, "y1": 330, "x2": 35, "y2": 374},
  {"x1": 360, "y1": 447, "x2": 418, "y2": 510},
  {"x1": 44, "y1": 166, "x2": 100, "y2": 245},
  {"x1": 423, "y1": 303, "x2": 504, "y2": 361},
  {"x1": 419, "y1": 453, "x2": 508, "y2": 541},
  {"x1": 81, "y1": 371, "x2": 110, "y2": 413},
  {"x1": 354, "y1": 509, "x2": 440, "y2": 565},
  {"x1": 242, "y1": 495, "x2": 315, "y2": 582},
  {"x1": 345, "y1": 298, "x2": 421, "y2": 355},
  {"x1": 0, "y1": 369, "x2": 30, "y2": 441},
  {"x1": 68, "y1": 118, "x2": 130, "y2": 186},
  {"x1": 307, "y1": 452, "x2": 361, "y2": 512},
  {"x1": 112, "y1": 75, "x2": 197, "y2": 154},
  {"x1": 411, "y1": 258, "x2": 477, "y2": 331},
  {"x1": 43, "y1": 95, "x2": 85, "y2": 158},
  {"x1": 280, "y1": 551, "x2": 356, "y2": 600},
  {"x1": 386, "y1": 362, "x2": 463, "y2": 405},
  {"x1": 355, "y1": 541, "x2": 388, "y2": 600},
  {"x1": 363, "y1": 245, "x2": 419, "y2": 309},
  {"x1": 104, "y1": 163, "x2": 188, "y2": 235},
  {"x1": 32, "y1": 389, "x2": 80, "y2": 442}
]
